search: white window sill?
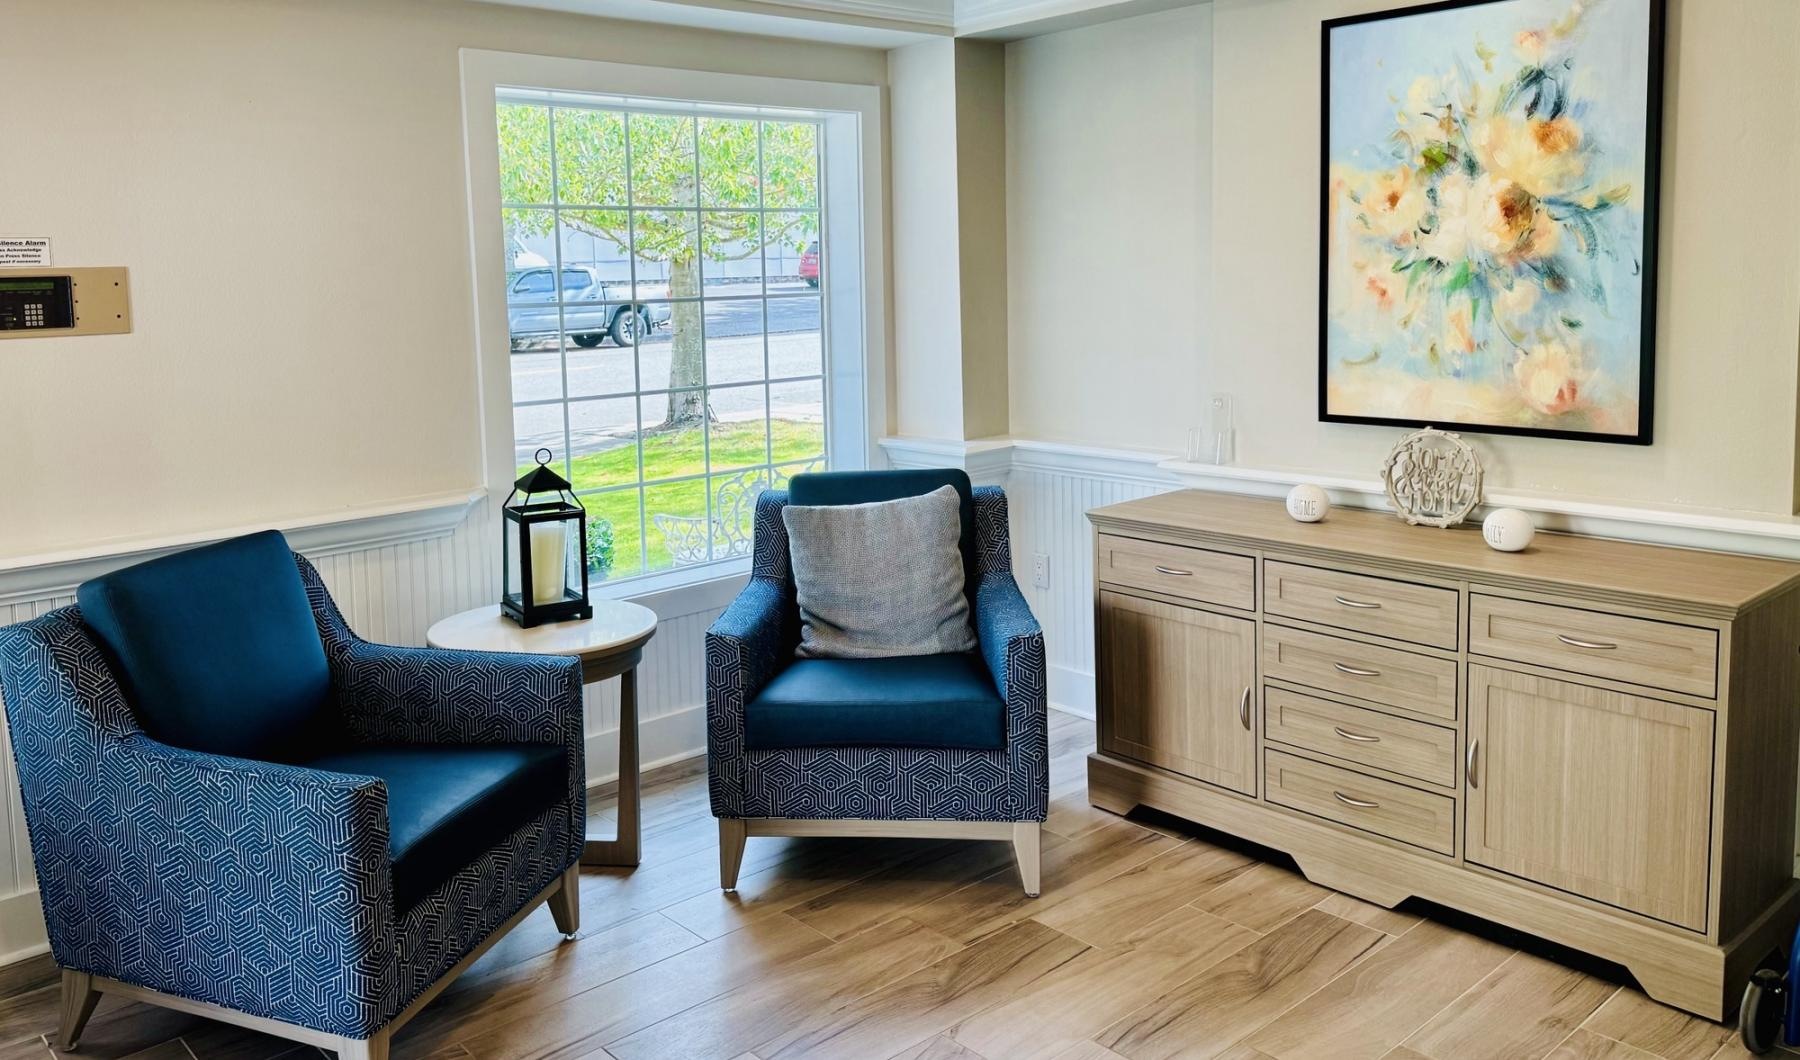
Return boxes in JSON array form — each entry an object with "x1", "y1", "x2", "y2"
[{"x1": 591, "y1": 557, "x2": 753, "y2": 619}]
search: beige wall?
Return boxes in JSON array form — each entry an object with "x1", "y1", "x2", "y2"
[
  {"x1": 1004, "y1": 5, "x2": 1212, "y2": 454},
  {"x1": 0, "y1": 0, "x2": 885, "y2": 559},
  {"x1": 1006, "y1": 0, "x2": 1800, "y2": 514},
  {"x1": 953, "y1": 40, "x2": 1010, "y2": 440},
  {"x1": 1208, "y1": 0, "x2": 1800, "y2": 514},
  {"x1": 889, "y1": 37, "x2": 1011, "y2": 442},
  {"x1": 888, "y1": 38, "x2": 969, "y2": 441}
]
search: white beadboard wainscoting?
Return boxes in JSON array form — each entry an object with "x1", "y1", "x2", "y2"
[{"x1": 0, "y1": 490, "x2": 741, "y2": 964}]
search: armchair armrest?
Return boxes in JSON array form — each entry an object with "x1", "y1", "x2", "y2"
[
  {"x1": 295, "y1": 553, "x2": 584, "y2": 751},
  {"x1": 99, "y1": 737, "x2": 395, "y2": 1035},
  {"x1": 976, "y1": 571, "x2": 1045, "y2": 700},
  {"x1": 976, "y1": 571, "x2": 1049, "y2": 820},
  {"x1": 707, "y1": 577, "x2": 795, "y2": 707},
  {"x1": 705, "y1": 576, "x2": 795, "y2": 816},
  {"x1": 328, "y1": 639, "x2": 585, "y2": 751}
]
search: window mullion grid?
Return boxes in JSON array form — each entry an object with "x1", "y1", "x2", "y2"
[
  {"x1": 622, "y1": 110, "x2": 648, "y2": 579},
  {"x1": 547, "y1": 106, "x2": 574, "y2": 484},
  {"x1": 758, "y1": 122, "x2": 774, "y2": 483},
  {"x1": 814, "y1": 122, "x2": 830, "y2": 469},
  {"x1": 694, "y1": 115, "x2": 714, "y2": 566}
]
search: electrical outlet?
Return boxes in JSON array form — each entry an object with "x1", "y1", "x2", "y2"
[{"x1": 1032, "y1": 553, "x2": 1050, "y2": 589}]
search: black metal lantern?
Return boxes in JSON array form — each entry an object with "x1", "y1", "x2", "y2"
[{"x1": 501, "y1": 448, "x2": 593, "y2": 628}]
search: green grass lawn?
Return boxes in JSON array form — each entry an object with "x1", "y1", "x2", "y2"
[{"x1": 523, "y1": 419, "x2": 822, "y2": 578}]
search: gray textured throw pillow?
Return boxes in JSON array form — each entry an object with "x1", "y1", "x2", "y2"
[{"x1": 782, "y1": 485, "x2": 977, "y2": 659}]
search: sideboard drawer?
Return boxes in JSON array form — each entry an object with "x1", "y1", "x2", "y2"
[
  {"x1": 1264, "y1": 561, "x2": 1458, "y2": 649},
  {"x1": 1265, "y1": 750, "x2": 1455, "y2": 855},
  {"x1": 1469, "y1": 594, "x2": 1719, "y2": 698},
  {"x1": 1263, "y1": 624, "x2": 1459, "y2": 720},
  {"x1": 1096, "y1": 534, "x2": 1254, "y2": 611},
  {"x1": 1263, "y1": 686, "x2": 1458, "y2": 787}
]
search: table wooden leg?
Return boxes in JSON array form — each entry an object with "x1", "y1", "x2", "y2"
[{"x1": 582, "y1": 666, "x2": 641, "y2": 867}]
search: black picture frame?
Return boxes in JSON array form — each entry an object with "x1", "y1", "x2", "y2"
[{"x1": 1318, "y1": 0, "x2": 1666, "y2": 445}]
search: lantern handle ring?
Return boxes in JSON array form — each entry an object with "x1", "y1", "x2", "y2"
[{"x1": 535, "y1": 448, "x2": 554, "y2": 466}]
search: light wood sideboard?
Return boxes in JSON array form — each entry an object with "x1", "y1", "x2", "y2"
[{"x1": 1087, "y1": 489, "x2": 1800, "y2": 1020}]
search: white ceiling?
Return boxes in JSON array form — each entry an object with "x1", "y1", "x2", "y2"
[{"x1": 480, "y1": 0, "x2": 1206, "y2": 46}]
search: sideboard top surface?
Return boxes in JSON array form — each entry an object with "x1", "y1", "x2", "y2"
[{"x1": 1089, "y1": 490, "x2": 1800, "y2": 616}]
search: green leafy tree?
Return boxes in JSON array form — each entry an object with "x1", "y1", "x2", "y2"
[{"x1": 498, "y1": 104, "x2": 818, "y2": 428}]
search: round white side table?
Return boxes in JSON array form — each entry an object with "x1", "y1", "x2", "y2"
[{"x1": 426, "y1": 602, "x2": 657, "y2": 867}]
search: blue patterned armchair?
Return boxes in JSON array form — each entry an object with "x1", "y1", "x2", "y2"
[
  {"x1": 706, "y1": 469, "x2": 1048, "y2": 895},
  {"x1": 0, "y1": 531, "x2": 585, "y2": 1060}
]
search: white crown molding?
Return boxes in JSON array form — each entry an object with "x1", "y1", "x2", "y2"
[{"x1": 0, "y1": 488, "x2": 487, "y2": 605}]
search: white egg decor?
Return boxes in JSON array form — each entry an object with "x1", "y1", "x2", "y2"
[
  {"x1": 1285, "y1": 484, "x2": 1330, "y2": 523},
  {"x1": 1482, "y1": 507, "x2": 1536, "y2": 552}
]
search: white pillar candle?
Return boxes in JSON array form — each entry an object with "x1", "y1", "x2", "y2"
[{"x1": 528, "y1": 521, "x2": 569, "y2": 606}]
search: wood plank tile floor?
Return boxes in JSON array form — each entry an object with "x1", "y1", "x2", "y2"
[{"x1": 0, "y1": 708, "x2": 1773, "y2": 1060}]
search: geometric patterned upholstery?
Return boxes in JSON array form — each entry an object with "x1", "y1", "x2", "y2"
[
  {"x1": 706, "y1": 482, "x2": 1048, "y2": 822},
  {"x1": 0, "y1": 552, "x2": 585, "y2": 1039}
]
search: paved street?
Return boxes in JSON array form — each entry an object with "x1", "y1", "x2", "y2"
[{"x1": 511, "y1": 328, "x2": 823, "y2": 461}]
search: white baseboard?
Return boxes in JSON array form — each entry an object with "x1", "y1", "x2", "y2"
[{"x1": 1048, "y1": 663, "x2": 1095, "y2": 720}]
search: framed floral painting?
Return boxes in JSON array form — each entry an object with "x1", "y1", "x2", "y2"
[{"x1": 1320, "y1": 0, "x2": 1664, "y2": 444}]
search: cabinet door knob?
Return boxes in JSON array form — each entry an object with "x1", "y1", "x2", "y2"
[
  {"x1": 1333, "y1": 595, "x2": 1382, "y2": 610},
  {"x1": 1333, "y1": 726, "x2": 1381, "y2": 743},
  {"x1": 1238, "y1": 686, "x2": 1252, "y2": 731},
  {"x1": 1154, "y1": 565, "x2": 1192, "y2": 577},
  {"x1": 1466, "y1": 738, "x2": 1481, "y2": 789},
  {"x1": 1333, "y1": 790, "x2": 1380, "y2": 809},
  {"x1": 1556, "y1": 633, "x2": 1617, "y2": 650},
  {"x1": 1333, "y1": 662, "x2": 1382, "y2": 678}
]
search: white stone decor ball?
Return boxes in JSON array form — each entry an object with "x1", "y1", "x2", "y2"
[
  {"x1": 1285, "y1": 484, "x2": 1330, "y2": 523},
  {"x1": 1482, "y1": 508, "x2": 1536, "y2": 552}
]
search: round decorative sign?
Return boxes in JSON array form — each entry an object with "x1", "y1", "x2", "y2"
[{"x1": 1380, "y1": 427, "x2": 1483, "y2": 528}]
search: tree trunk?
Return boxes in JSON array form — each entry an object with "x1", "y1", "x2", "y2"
[{"x1": 664, "y1": 254, "x2": 706, "y2": 429}]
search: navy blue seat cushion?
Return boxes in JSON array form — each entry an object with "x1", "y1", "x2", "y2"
[
  {"x1": 745, "y1": 652, "x2": 1005, "y2": 750},
  {"x1": 302, "y1": 743, "x2": 566, "y2": 911},
  {"x1": 787, "y1": 469, "x2": 976, "y2": 594},
  {"x1": 77, "y1": 529, "x2": 335, "y2": 763}
]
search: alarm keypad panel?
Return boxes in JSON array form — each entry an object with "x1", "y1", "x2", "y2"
[{"x1": 0, "y1": 268, "x2": 131, "y2": 338}]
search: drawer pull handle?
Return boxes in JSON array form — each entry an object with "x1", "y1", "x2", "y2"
[
  {"x1": 1333, "y1": 595, "x2": 1383, "y2": 610},
  {"x1": 1466, "y1": 738, "x2": 1480, "y2": 789},
  {"x1": 1154, "y1": 565, "x2": 1192, "y2": 577},
  {"x1": 1333, "y1": 662, "x2": 1382, "y2": 678},
  {"x1": 1333, "y1": 791, "x2": 1380, "y2": 809},
  {"x1": 1238, "y1": 686, "x2": 1252, "y2": 731},
  {"x1": 1556, "y1": 633, "x2": 1617, "y2": 650},
  {"x1": 1333, "y1": 726, "x2": 1381, "y2": 743}
]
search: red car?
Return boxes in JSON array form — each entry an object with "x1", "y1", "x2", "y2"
[{"x1": 798, "y1": 240, "x2": 819, "y2": 288}]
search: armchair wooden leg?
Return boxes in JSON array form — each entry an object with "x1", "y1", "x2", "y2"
[
  {"x1": 719, "y1": 818, "x2": 748, "y2": 890},
  {"x1": 1012, "y1": 822, "x2": 1041, "y2": 897},
  {"x1": 336, "y1": 1030, "x2": 389, "y2": 1060},
  {"x1": 58, "y1": 969, "x2": 100, "y2": 1051},
  {"x1": 548, "y1": 863, "x2": 580, "y2": 936}
]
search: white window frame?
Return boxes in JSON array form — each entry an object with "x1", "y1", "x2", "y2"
[{"x1": 458, "y1": 49, "x2": 887, "y2": 598}]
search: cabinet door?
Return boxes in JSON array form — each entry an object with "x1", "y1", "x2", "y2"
[
  {"x1": 1098, "y1": 590, "x2": 1257, "y2": 795},
  {"x1": 1465, "y1": 665, "x2": 1714, "y2": 930}
]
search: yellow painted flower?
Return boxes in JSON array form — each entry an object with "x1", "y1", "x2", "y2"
[
  {"x1": 1359, "y1": 167, "x2": 1428, "y2": 243},
  {"x1": 1469, "y1": 115, "x2": 1587, "y2": 199},
  {"x1": 1514, "y1": 340, "x2": 1587, "y2": 416}
]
